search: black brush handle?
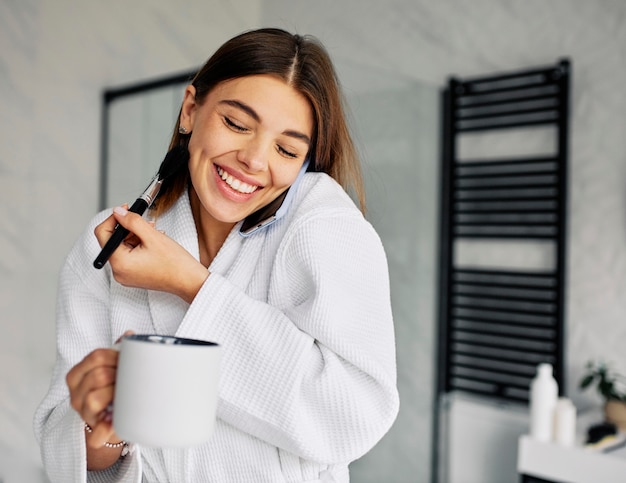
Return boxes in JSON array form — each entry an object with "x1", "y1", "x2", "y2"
[{"x1": 93, "y1": 198, "x2": 149, "y2": 269}]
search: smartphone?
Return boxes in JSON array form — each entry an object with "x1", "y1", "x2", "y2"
[{"x1": 239, "y1": 160, "x2": 310, "y2": 237}]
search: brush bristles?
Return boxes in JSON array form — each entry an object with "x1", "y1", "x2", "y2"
[{"x1": 157, "y1": 146, "x2": 189, "y2": 181}]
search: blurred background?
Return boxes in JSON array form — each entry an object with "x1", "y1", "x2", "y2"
[{"x1": 1, "y1": 1, "x2": 626, "y2": 482}]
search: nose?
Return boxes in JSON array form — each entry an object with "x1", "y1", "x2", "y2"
[{"x1": 237, "y1": 137, "x2": 269, "y2": 172}]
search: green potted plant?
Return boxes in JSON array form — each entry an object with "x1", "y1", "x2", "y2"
[{"x1": 580, "y1": 360, "x2": 626, "y2": 431}]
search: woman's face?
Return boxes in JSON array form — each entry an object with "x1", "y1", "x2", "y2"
[{"x1": 181, "y1": 74, "x2": 313, "y2": 228}]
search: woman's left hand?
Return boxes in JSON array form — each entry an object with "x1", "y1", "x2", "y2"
[{"x1": 94, "y1": 206, "x2": 209, "y2": 303}]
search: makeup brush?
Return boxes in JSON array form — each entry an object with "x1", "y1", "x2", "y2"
[{"x1": 93, "y1": 146, "x2": 189, "y2": 269}]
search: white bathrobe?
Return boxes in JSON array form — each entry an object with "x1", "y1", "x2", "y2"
[{"x1": 34, "y1": 172, "x2": 399, "y2": 483}]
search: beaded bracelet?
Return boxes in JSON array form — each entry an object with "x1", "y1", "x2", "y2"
[{"x1": 84, "y1": 422, "x2": 130, "y2": 456}]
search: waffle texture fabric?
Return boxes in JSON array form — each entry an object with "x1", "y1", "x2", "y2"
[{"x1": 34, "y1": 172, "x2": 399, "y2": 483}]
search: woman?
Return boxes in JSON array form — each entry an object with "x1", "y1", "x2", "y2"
[{"x1": 34, "y1": 28, "x2": 399, "y2": 482}]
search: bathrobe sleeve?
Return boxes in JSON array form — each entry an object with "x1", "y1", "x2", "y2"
[
  {"x1": 176, "y1": 206, "x2": 400, "y2": 465},
  {"x1": 33, "y1": 216, "x2": 143, "y2": 483}
]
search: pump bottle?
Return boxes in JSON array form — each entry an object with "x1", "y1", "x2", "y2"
[{"x1": 529, "y1": 363, "x2": 558, "y2": 442}]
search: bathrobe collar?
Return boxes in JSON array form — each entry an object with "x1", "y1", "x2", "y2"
[{"x1": 145, "y1": 190, "x2": 265, "y2": 335}]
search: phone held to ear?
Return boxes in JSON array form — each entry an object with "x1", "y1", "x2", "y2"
[{"x1": 239, "y1": 160, "x2": 310, "y2": 237}]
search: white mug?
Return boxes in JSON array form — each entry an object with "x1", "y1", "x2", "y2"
[{"x1": 113, "y1": 334, "x2": 222, "y2": 447}]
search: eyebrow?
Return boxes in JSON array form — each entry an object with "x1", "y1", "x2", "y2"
[{"x1": 219, "y1": 99, "x2": 311, "y2": 145}]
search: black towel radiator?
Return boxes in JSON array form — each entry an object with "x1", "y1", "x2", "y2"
[{"x1": 436, "y1": 59, "x2": 571, "y2": 404}]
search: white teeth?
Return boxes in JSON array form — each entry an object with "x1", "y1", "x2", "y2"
[{"x1": 216, "y1": 167, "x2": 258, "y2": 194}]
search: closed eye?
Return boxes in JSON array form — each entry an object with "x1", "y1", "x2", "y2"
[
  {"x1": 223, "y1": 116, "x2": 248, "y2": 133},
  {"x1": 277, "y1": 145, "x2": 298, "y2": 159}
]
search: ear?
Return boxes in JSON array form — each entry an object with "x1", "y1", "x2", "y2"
[{"x1": 180, "y1": 85, "x2": 198, "y2": 129}]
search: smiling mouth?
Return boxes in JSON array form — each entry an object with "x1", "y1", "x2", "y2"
[{"x1": 216, "y1": 166, "x2": 259, "y2": 194}]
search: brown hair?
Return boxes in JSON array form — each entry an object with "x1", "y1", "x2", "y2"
[{"x1": 155, "y1": 27, "x2": 365, "y2": 214}]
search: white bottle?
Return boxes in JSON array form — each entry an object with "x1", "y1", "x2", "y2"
[
  {"x1": 554, "y1": 397, "x2": 577, "y2": 446},
  {"x1": 529, "y1": 363, "x2": 558, "y2": 442}
]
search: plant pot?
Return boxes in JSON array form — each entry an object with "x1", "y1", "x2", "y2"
[{"x1": 604, "y1": 400, "x2": 626, "y2": 432}]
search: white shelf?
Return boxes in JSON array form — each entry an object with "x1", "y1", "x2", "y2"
[{"x1": 518, "y1": 434, "x2": 626, "y2": 483}]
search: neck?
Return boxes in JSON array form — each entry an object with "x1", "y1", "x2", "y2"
[{"x1": 189, "y1": 187, "x2": 236, "y2": 268}]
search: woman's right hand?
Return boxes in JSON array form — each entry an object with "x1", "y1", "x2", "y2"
[
  {"x1": 66, "y1": 331, "x2": 134, "y2": 470},
  {"x1": 66, "y1": 348, "x2": 120, "y2": 447}
]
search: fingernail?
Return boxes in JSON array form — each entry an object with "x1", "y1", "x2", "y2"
[{"x1": 114, "y1": 206, "x2": 128, "y2": 216}]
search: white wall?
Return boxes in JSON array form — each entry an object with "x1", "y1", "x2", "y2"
[{"x1": 0, "y1": 1, "x2": 261, "y2": 479}]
